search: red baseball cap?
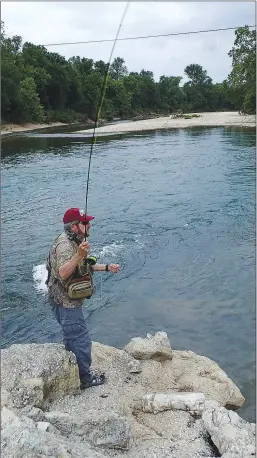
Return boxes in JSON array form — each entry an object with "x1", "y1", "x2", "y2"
[{"x1": 63, "y1": 208, "x2": 95, "y2": 224}]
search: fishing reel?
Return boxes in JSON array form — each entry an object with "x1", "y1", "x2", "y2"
[{"x1": 85, "y1": 255, "x2": 97, "y2": 266}]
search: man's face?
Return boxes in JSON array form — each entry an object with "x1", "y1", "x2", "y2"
[{"x1": 71, "y1": 221, "x2": 91, "y2": 240}]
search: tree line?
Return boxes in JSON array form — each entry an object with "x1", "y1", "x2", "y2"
[{"x1": 1, "y1": 22, "x2": 255, "y2": 125}]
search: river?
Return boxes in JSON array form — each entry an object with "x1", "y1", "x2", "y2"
[{"x1": 1, "y1": 126, "x2": 255, "y2": 422}]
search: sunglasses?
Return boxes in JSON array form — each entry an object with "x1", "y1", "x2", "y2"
[{"x1": 77, "y1": 221, "x2": 91, "y2": 225}]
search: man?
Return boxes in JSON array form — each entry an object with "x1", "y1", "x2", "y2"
[{"x1": 46, "y1": 207, "x2": 120, "y2": 389}]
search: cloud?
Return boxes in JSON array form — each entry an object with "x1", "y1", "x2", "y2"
[{"x1": 2, "y1": 1, "x2": 255, "y2": 82}]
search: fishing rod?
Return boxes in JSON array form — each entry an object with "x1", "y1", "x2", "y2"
[{"x1": 84, "y1": 1, "x2": 130, "y2": 244}]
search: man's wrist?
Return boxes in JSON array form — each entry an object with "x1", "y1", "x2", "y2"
[{"x1": 74, "y1": 253, "x2": 83, "y2": 264}]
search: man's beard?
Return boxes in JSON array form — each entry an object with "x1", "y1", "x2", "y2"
[
  {"x1": 76, "y1": 230, "x2": 86, "y2": 242},
  {"x1": 77, "y1": 226, "x2": 90, "y2": 241},
  {"x1": 65, "y1": 226, "x2": 86, "y2": 244}
]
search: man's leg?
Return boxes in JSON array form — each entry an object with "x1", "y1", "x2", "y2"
[
  {"x1": 50, "y1": 302, "x2": 61, "y2": 325},
  {"x1": 49, "y1": 298, "x2": 71, "y2": 350},
  {"x1": 58, "y1": 306, "x2": 92, "y2": 382}
]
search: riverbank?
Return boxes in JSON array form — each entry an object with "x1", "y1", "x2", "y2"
[
  {"x1": 1, "y1": 121, "x2": 69, "y2": 137},
  {"x1": 1, "y1": 332, "x2": 255, "y2": 458},
  {"x1": 77, "y1": 111, "x2": 256, "y2": 135},
  {"x1": 2, "y1": 112, "x2": 255, "y2": 140}
]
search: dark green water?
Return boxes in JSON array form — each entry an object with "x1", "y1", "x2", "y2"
[{"x1": 1, "y1": 126, "x2": 256, "y2": 422}]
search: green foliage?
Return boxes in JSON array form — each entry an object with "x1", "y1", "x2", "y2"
[
  {"x1": 184, "y1": 64, "x2": 216, "y2": 112},
  {"x1": 44, "y1": 109, "x2": 84, "y2": 124},
  {"x1": 1, "y1": 22, "x2": 255, "y2": 124},
  {"x1": 109, "y1": 57, "x2": 128, "y2": 80},
  {"x1": 159, "y1": 76, "x2": 186, "y2": 112},
  {"x1": 19, "y1": 77, "x2": 44, "y2": 122},
  {"x1": 226, "y1": 26, "x2": 256, "y2": 114}
]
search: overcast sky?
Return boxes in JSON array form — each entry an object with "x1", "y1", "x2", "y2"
[{"x1": 2, "y1": 1, "x2": 256, "y2": 83}]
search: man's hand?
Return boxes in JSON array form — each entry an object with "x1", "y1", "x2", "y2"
[
  {"x1": 59, "y1": 241, "x2": 90, "y2": 281},
  {"x1": 77, "y1": 241, "x2": 90, "y2": 261},
  {"x1": 108, "y1": 264, "x2": 120, "y2": 273}
]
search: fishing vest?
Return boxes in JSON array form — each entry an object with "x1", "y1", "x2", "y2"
[{"x1": 46, "y1": 234, "x2": 94, "y2": 300}]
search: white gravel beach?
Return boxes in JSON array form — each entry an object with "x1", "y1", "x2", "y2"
[
  {"x1": 77, "y1": 111, "x2": 255, "y2": 135},
  {"x1": 1, "y1": 112, "x2": 255, "y2": 138}
]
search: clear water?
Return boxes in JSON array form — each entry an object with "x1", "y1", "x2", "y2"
[{"x1": 1, "y1": 127, "x2": 255, "y2": 422}]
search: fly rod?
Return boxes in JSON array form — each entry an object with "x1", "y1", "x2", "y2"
[{"x1": 84, "y1": 1, "x2": 130, "y2": 241}]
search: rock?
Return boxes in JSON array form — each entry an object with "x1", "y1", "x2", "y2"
[
  {"x1": 36, "y1": 421, "x2": 51, "y2": 432},
  {"x1": 128, "y1": 359, "x2": 142, "y2": 373},
  {"x1": 202, "y1": 404, "x2": 255, "y2": 457},
  {"x1": 1, "y1": 406, "x2": 35, "y2": 430},
  {"x1": 140, "y1": 392, "x2": 206, "y2": 415},
  {"x1": 128, "y1": 409, "x2": 218, "y2": 458},
  {"x1": 115, "y1": 349, "x2": 142, "y2": 373},
  {"x1": 1, "y1": 424, "x2": 105, "y2": 458},
  {"x1": 19, "y1": 377, "x2": 44, "y2": 407},
  {"x1": 168, "y1": 350, "x2": 245, "y2": 408},
  {"x1": 1, "y1": 334, "x2": 252, "y2": 458},
  {"x1": 1, "y1": 343, "x2": 79, "y2": 408},
  {"x1": 44, "y1": 410, "x2": 132, "y2": 450},
  {"x1": 21, "y1": 406, "x2": 45, "y2": 422},
  {"x1": 124, "y1": 331, "x2": 173, "y2": 361},
  {"x1": 1, "y1": 389, "x2": 13, "y2": 408}
]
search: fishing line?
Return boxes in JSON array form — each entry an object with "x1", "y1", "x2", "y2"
[
  {"x1": 43, "y1": 25, "x2": 256, "y2": 47},
  {"x1": 84, "y1": 1, "x2": 130, "y2": 231}
]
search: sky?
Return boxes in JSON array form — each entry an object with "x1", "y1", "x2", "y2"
[{"x1": 2, "y1": 1, "x2": 256, "y2": 83}]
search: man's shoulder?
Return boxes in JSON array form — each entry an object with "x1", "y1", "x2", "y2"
[{"x1": 52, "y1": 232, "x2": 74, "y2": 252}]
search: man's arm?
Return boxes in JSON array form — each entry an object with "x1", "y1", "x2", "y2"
[
  {"x1": 93, "y1": 263, "x2": 120, "y2": 273},
  {"x1": 58, "y1": 241, "x2": 90, "y2": 280},
  {"x1": 59, "y1": 253, "x2": 83, "y2": 280}
]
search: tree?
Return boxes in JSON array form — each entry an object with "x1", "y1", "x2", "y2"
[
  {"x1": 184, "y1": 64, "x2": 215, "y2": 111},
  {"x1": 159, "y1": 76, "x2": 186, "y2": 113},
  {"x1": 109, "y1": 57, "x2": 128, "y2": 80},
  {"x1": 1, "y1": 25, "x2": 23, "y2": 121},
  {"x1": 184, "y1": 64, "x2": 212, "y2": 86},
  {"x1": 226, "y1": 26, "x2": 256, "y2": 113},
  {"x1": 1, "y1": 20, "x2": 239, "y2": 124},
  {"x1": 94, "y1": 60, "x2": 109, "y2": 77},
  {"x1": 19, "y1": 77, "x2": 44, "y2": 122},
  {"x1": 140, "y1": 70, "x2": 154, "y2": 79},
  {"x1": 105, "y1": 79, "x2": 131, "y2": 117}
]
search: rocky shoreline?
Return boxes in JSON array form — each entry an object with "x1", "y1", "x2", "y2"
[{"x1": 1, "y1": 332, "x2": 255, "y2": 458}]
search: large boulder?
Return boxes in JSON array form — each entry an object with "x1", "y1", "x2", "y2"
[
  {"x1": 124, "y1": 332, "x2": 173, "y2": 361},
  {"x1": 1, "y1": 343, "x2": 79, "y2": 408},
  {"x1": 1, "y1": 423, "x2": 105, "y2": 458},
  {"x1": 202, "y1": 404, "x2": 256, "y2": 457},
  {"x1": 128, "y1": 409, "x2": 219, "y2": 458},
  {"x1": 44, "y1": 409, "x2": 132, "y2": 449},
  {"x1": 123, "y1": 334, "x2": 244, "y2": 409},
  {"x1": 166, "y1": 350, "x2": 245, "y2": 408}
]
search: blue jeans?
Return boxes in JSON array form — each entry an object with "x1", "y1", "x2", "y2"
[{"x1": 50, "y1": 301, "x2": 92, "y2": 382}]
